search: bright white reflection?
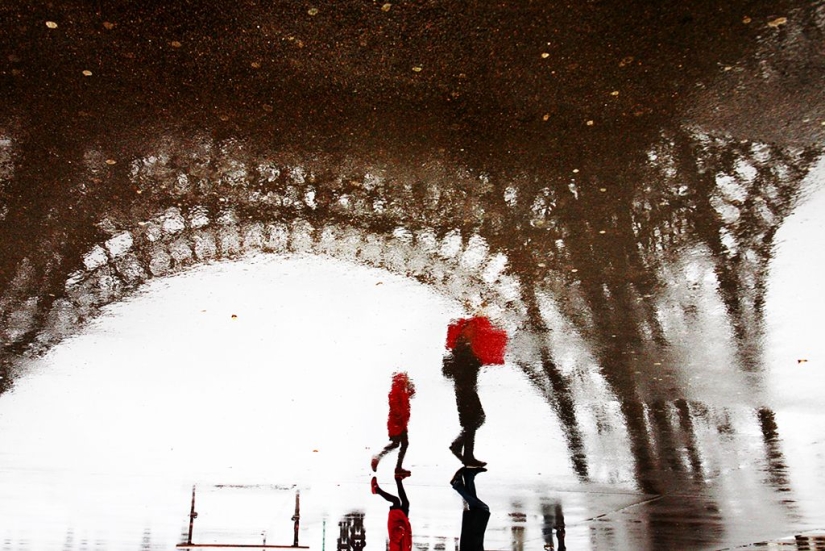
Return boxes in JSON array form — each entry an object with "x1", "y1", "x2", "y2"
[
  {"x1": 765, "y1": 155, "x2": 825, "y2": 404},
  {"x1": 764, "y1": 156, "x2": 825, "y2": 523},
  {"x1": 0, "y1": 254, "x2": 576, "y2": 550}
]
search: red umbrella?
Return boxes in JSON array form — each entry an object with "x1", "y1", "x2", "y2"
[{"x1": 445, "y1": 316, "x2": 508, "y2": 365}]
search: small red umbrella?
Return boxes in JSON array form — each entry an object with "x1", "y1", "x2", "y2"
[{"x1": 445, "y1": 316, "x2": 508, "y2": 365}]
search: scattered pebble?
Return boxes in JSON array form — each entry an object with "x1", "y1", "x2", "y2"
[
  {"x1": 542, "y1": 114, "x2": 550, "y2": 121},
  {"x1": 82, "y1": 70, "x2": 93, "y2": 77},
  {"x1": 105, "y1": 159, "x2": 116, "y2": 165},
  {"x1": 599, "y1": 187, "x2": 607, "y2": 192},
  {"x1": 381, "y1": 3, "x2": 392, "y2": 12},
  {"x1": 586, "y1": 120, "x2": 594, "y2": 126},
  {"x1": 103, "y1": 21, "x2": 115, "y2": 30},
  {"x1": 767, "y1": 16, "x2": 787, "y2": 28},
  {"x1": 412, "y1": 66, "x2": 423, "y2": 72},
  {"x1": 250, "y1": 61, "x2": 261, "y2": 69},
  {"x1": 170, "y1": 40, "x2": 182, "y2": 48},
  {"x1": 571, "y1": 268, "x2": 578, "y2": 273},
  {"x1": 742, "y1": 15, "x2": 752, "y2": 24},
  {"x1": 619, "y1": 55, "x2": 634, "y2": 67},
  {"x1": 598, "y1": 230, "x2": 606, "y2": 234},
  {"x1": 572, "y1": 169, "x2": 579, "y2": 173},
  {"x1": 307, "y1": 7, "x2": 319, "y2": 16},
  {"x1": 541, "y1": 52, "x2": 550, "y2": 59},
  {"x1": 45, "y1": 21, "x2": 58, "y2": 29},
  {"x1": 610, "y1": 90, "x2": 619, "y2": 96}
]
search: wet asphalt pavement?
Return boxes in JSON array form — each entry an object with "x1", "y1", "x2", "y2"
[{"x1": 1, "y1": 1, "x2": 824, "y2": 549}]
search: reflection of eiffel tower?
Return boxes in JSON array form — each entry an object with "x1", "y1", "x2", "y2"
[
  {"x1": 502, "y1": 130, "x2": 820, "y2": 496},
  {"x1": 337, "y1": 512, "x2": 366, "y2": 551}
]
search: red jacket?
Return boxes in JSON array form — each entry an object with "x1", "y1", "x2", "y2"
[
  {"x1": 387, "y1": 373, "x2": 413, "y2": 437},
  {"x1": 388, "y1": 508, "x2": 412, "y2": 551}
]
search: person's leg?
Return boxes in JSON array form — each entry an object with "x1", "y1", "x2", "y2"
[
  {"x1": 372, "y1": 437, "x2": 401, "y2": 470},
  {"x1": 449, "y1": 430, "x2": 466, "y2": 461},
  {"x1": 462, "y1": 429, "x2": 487, "y2": 467},
  {"x1": 371, "y1": 477, "x2": 401, "y2": 508},
  {"x1": 395, "y1": 477, "x2": 410, "y2": 516},
  {"x1": 394, "y1": 431, "x2": 409, "y2": 471},
  {"x1": 450, "y1": 469, "x2": 488, "y2": 511}
]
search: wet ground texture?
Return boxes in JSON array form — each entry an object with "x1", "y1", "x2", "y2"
[{"x1": 1, "y1": 1, "x2": 824, "y2": 550}]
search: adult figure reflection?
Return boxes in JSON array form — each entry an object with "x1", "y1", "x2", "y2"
[
  {"x1": 450, "y1": 466, "x2": 490, "y2": 551},
  {"x1": 443, "y1": 336, "x2": 487, "y2": 467},
  {"x1": 371, "y1": 475, "x2": 412, "y2": 551}
]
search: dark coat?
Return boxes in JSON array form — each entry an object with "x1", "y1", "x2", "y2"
[{"x1": 442, "y1": 342, "x2": 486, "y2": 430}]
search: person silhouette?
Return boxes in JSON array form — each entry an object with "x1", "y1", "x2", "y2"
[
  {"x1": 372, "y1": 372, "x2": 416, "y2": 477},
  {"x1": 443, "y1": 337, "x2": 487, "y2": 467},
  {"x1": 450, "y1": 467, "x2": 490, "y2": 551},
  {"x1": 371, "y1": 476, "x2": 412, "y2": 551}
]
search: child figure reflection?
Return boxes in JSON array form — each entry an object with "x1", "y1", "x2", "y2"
[{"x1": 371, "y1": 475, "x2": 412, "y2": 551}]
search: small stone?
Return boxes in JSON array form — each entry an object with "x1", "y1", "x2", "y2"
[
  {"x1": 170, "y1": 40, "x2": 182, "y2": 48},
  {"x1": 412, "y1": 66, "x2": 423, "y2": 72},
  {"x1": 103, "y1": 21, "x2": 115, "y2": 30},
  {"x1": 599, "y1": 230, "x2": 606, "y2": 234},
  {"x1": 45, "y1": 21, "x2": 58, "y2": 29},
  {"x1": 767, "y1": 16, "x2": 787, "y2": 28},
  {"x1": 307, "y1": 7, "x2": 319, "y2": 15},
  {"x1": 105, "y1": 159, "x2": 116, "y2": 165},
  {"x1": 542, "y1": 114, "x2": 550, "y2": 121},
  {"x1": 541, "y1": 52, "x2": 550, "y2": 58},
  {"x1": 250, "y1": 61, "x2": 261, "y2": 68},
  {"x1": 599, "y1": 187, "x2": 607, "y2": 192},
  {"x1": 610, "y1": 90, "x2": 619, "y2": 96},
  {"x1": 586, "y1": 120, "x2": 594, "y2": 126},
  {"x1": 82, "y1": 70, "x2": 93, "y2": 77},
  {"x1": 381, "y1": 3, "x2": 392, "y2": 11},
  {"x1": 742, "y1": 16, "x2": 752, "y2": 24}
]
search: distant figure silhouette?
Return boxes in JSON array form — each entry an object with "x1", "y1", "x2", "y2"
[
  {"x1": 443, "y1": 338, "x2": 487, "y2": 467},
  {"x1": 372, "y1": 371, "x2": 416, "y2": 477},
  {"x1": 371, "y1": 476, "x2": 412, "y2": 551},
  {"x1": 450, "y1": 467, "x2": 490, "y2": 551},
  {"x1": 541, "y1": 502, "x2": 566, "y2": 551}
]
